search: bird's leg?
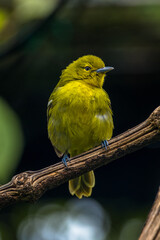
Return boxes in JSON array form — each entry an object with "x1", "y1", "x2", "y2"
[
  {"x1": 62, "y1": 154, "x2": 70, "y2": 167},
  {"x1": 101, "y1": 140, "x2": 109, "y2": 150}
]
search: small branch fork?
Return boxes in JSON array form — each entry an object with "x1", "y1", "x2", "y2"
[{"x1": 0, "y1": 107, "x2": 160, "y2": 215}]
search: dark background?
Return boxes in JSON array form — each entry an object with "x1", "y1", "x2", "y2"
[{"x1": 0, "y1": 1, "x2": 159, "y2": 239}]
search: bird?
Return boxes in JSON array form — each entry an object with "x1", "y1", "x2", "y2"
[{"x1": 47, "y1": 55, "x2": 114, "y2": 199}]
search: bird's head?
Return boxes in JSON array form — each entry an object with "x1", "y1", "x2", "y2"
[{"x1": 59, "y1": 55, "x2": 114, "y2": 88}]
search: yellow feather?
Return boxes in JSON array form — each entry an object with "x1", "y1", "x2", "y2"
[{"x1": 47, "y1": 55, "x2": 114, "y2": 198}]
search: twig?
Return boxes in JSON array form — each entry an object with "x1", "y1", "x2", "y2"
[
  {"x1": 0, "y1": 106, "x2": 159, "y2": 209},
  {"x1": 139, "y1": 187, "x2": 160, "y2": 240}
]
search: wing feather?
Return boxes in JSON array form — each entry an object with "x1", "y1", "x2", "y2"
[{"x1": 47, "y1": 95, "x2": 64, "y2": 158}]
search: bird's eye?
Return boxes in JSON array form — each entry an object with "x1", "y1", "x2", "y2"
[{"x1": 84, "y1": 66, "x2": 91, "y2": 71}]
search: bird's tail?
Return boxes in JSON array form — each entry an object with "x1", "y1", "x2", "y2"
[{"x1": 69, "y1": 170, "x2": 95, "y2": 199}]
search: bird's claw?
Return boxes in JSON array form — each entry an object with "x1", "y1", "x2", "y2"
[
  {"x1": 102, "y1": 140, "x2": 109, "y2": 150},
  {"x1": 62, "y1": 154, "x2": 70, "y2": 167}
]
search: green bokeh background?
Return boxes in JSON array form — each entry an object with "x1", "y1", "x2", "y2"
[{"x1": 0, "y1": 98, "x2": 24, "y2": 182}]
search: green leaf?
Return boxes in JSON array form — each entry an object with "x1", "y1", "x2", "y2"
[{"x1": 0, "y1": 98, "x2": 24, "y2": 183}]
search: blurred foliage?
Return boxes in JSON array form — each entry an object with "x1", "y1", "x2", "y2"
[
  {"x1": 0, "y1": 9, "x2": 8, "y2": 31},
  {"x1": 0, "y1": 98, "x2": 24, "y2": 183},
  {"x1": 14, "y1": 0, "x2": 59, "y2": 22},
  {"x1": 0, "y1": 0, "x2": 59, "y2": 44}
]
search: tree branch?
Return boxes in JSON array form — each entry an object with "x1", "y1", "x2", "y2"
[
  {"x1": 139, "y1": 187, "x2": 160, "y2": 240},
  {"x1": 0, "y1": 106, "x2": 159, "y2": 209}
]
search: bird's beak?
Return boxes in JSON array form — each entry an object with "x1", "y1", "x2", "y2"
[{"x1": 96, "y1": 66, "x2": 114, "y2": 73}]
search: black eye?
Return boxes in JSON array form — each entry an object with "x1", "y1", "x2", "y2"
[{"x1": 85, "y1": 66, "x2": 91, "y2": 71}]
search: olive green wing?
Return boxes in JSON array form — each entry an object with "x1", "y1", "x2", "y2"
[{"x1": 47, "y1": 96, "x2": 64, "y2": 158}]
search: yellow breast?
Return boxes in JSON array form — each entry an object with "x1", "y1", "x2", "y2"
[{"x1": 48, "y1": 80, "x2": 113, "y2": 156}]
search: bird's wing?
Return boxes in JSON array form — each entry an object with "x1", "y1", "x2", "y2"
[{"x1": 47, "y1": 97, "x2": 64, "y2": 158}]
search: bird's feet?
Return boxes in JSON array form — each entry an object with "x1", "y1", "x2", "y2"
[
  {"x1": 102, "y1": 140, "x2": 109, "y2": 150},
  {"x1": 62, "y1": 154, "x2": 70, "y2": 167}
]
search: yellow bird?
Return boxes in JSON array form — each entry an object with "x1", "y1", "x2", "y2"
[{"x1": 47, "y1": 55, "x2": 114, "y2": 199}]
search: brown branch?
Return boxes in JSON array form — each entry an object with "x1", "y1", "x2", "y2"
[
  {"x1": 0, "y1": 106, "x2": 160, "y2": 209},
  {"x1": 139, "y1": 187, "x2": 160, "y2": 240}
]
